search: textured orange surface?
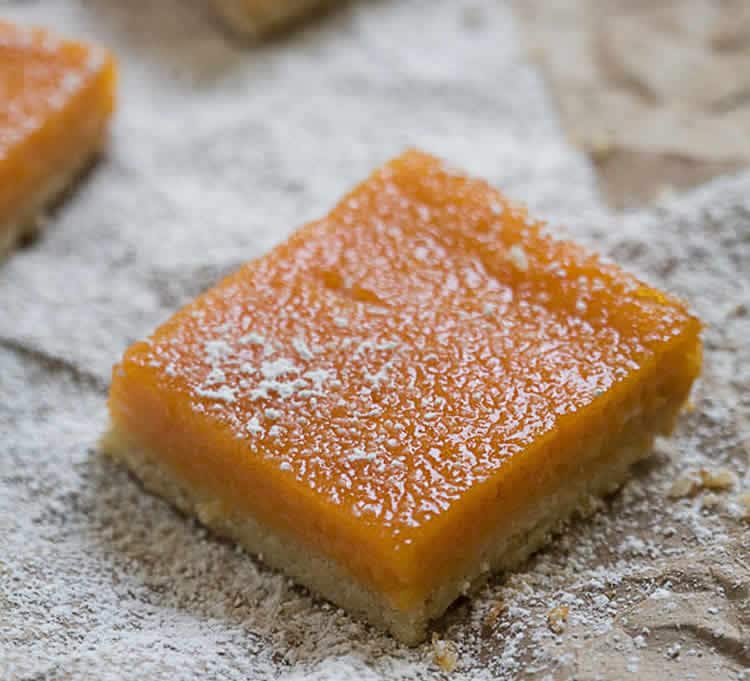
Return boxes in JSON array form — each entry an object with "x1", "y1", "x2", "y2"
[
  {"x1": 0, "y1": 21, "x2": 116, "y2": 226},
  {"x1": 109, "y1": 151, "x2": 701, "y2": 608}
]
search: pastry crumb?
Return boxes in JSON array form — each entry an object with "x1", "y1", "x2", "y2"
[
  {"x1": 668, "y1": 468, "x2": 735, "y2": 500},
  {"x1": 432, "y1": 633, "x2": 458, "y2": 672},
  {"x1": 667, "y1": 475, "x2": 699, "y2": 499},
  {"x1": 484, "y1": 599, "x2": 507, "y2": 629},
  {"x1": 698, "y1": 468, "x2": 735, "y2": 491},
  {"x1": 701, "y1": 492, "x2": 720, "y2": 509},
  {"x1": 547, "y1": 605, "x2": 569, "y2": 634}
]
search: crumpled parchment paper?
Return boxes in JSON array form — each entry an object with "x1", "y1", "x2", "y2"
[
  {"x1": 515, "y1": 0, "x2": 750, "y2": 207},
  {"x1": 1, "y1": 1, "x2": 748, "y2": 679}
]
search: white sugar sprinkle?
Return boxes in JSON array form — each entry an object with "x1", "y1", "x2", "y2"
[
  {"x1": 364, "y1": 360, "x2": 394, "y2": 387},
  {"x1": 260, "y1": 358, "x2": 299, "y2": 380},
  {"x1": 195, "y1": 385, "x2": 236, "y2": 403},
  {"x1": 649, "y1": 587, "x2": 673, "y2": 600},
  {"x1": 348, "y1": 448, "x2": 376, "y2": 462},
  {"x1": 204, "y1": 339, "x2": 232, "y2": 361},
  {"x1": 304, "y1": 368, "x2": 333, "y2": 390},
  {"x1": 204, "y1": 367, "x2": 226, "y2": 385},
  {"x1": 250, "y1": 378, "x2": 307, "y2": 400},
  {"x1": 239, "y1": 332, "x2": 265, "y2": 345},
  {"x1": 292, "y1": 336, "x2": 315, "y2": 360},
  {"x1": 246, "y1": 416, "x2": 264, "y2": 436},
  {"x1": 508, "y1": 244, "x2": 529, "y2": 271}
]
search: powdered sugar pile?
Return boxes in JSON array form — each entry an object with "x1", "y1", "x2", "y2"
[{"x1": 1, "y1": 1, "x2": 748, "y2": 680}]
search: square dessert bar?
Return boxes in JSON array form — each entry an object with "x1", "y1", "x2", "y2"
[
  {"x1": 104, "y1": 150, "x2": 701, "y2": 644},
  {"x1": 0, "y1": 21, "x2": 116, "y2": 258}
]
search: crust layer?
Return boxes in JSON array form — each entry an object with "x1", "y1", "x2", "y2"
[{"x1": 101, "y1": 397, "x2": 679, "y2": 645}]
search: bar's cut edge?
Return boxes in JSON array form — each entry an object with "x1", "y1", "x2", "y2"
[
  {"x1": 0, "y1": 127, "x2": 109, "y2": 259},
  {"x1": 100, "y1": 390, "x2": 683, "y2": 645}
]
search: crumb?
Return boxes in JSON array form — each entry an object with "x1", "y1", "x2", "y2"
[
  {"x1": 484, "y1": 599, "x2": 507, "y2": 629},
  {"x1": 737, "y1": 491, "x2": 750, "y2": 520},
  {"x1": 698, "y1": 468, "x2": 735, "y2": 491},
  {"x1": 547, "y1": 605, "x2": 569, "y2": 634},
  {"x1": 701, "y1": 492, "x2": 720, "y2": 509},
  {"x1": 729, "y1": 302, "x2": 748, "y2": 318},
  {"x1": 667, "y1": 475, "x2": 699, "y2": 499},
  {"x1": 432, "y1": 633, "x2": 458, "y2": 672},
  {"x1": 670, "y1": 469, "x2": 736, "y2": 501}
]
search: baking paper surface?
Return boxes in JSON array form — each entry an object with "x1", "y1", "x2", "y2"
[{"x1": 1, "y1": 2, "x2": 748, "y2": 679}]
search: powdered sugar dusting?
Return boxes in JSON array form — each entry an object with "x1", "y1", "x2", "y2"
[
  {"x1": 260, "y1": 357, "x2": 299, "y2": 380},
  {"x1": 195, "y1": 384, "x2": 236, "y2": 403}
]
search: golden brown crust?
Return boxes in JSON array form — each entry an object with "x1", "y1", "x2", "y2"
[{"x1": 102, "y1": 398, "x2": 677, "y2": 644}]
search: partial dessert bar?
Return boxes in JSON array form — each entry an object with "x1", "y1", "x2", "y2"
[
  {"x1": 103, "y1": 150, "x2": 701, "y2": 644},
  {"x1": 0, "y1": 21, "x2": 116, "y2": 258},
  {"x1": 212, "y1": 0, "x2": 334, "y2": 38}
]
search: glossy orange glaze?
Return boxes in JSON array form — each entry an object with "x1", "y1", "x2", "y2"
[
  {"x1": 109, "y1": 151, "x2": 701, "y2": 608},
  {"x1": 0, "y1": 21, "x2": 116, "y2": 225}
]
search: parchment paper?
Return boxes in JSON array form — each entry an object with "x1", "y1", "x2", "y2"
[
  {"x1": 515, "y1": 0, "x2": 750, "y2": 207},
  {"x1": 1, "y1": 1, "x2": 748, "y2": 679}
]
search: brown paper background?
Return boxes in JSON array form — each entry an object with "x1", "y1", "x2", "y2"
[{"x1": 515, "y1": 0, "x2": 750, "y2": 207}]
